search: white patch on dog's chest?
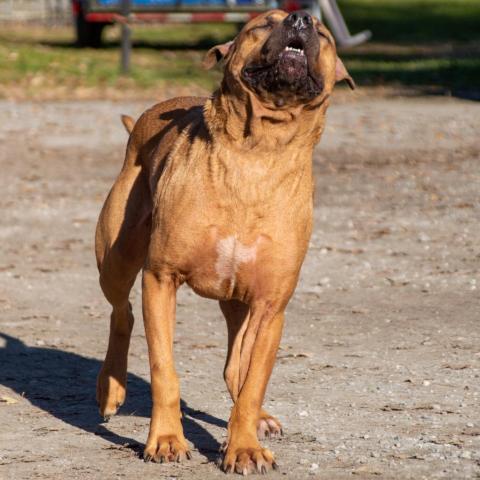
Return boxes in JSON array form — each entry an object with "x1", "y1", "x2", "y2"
[{"x1": 215, "y1": 236, "x2": 257, "y2": 288}]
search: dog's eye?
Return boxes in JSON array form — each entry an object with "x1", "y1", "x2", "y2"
[
  {"x1": 250, "y1": 24, "x2": 271, "y2": 32},
  {"x1": 317, "y1": 29, "x2": 331, "y2": 43},
  {"x1": 250, "y1": 19, "x2": 274, "y2": 32}
]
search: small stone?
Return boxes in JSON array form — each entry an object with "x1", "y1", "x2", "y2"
[
  {"x1": 423, "y1": 380, "x2": 431, "y2": 386},
  {"x1": 419, "y1": 233, "x2": 430, "y2": 243},
  {"x1": 310, "y1": 463, "x2": 319, "y2": 471}
]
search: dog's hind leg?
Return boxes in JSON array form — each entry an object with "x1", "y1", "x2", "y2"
[
  {"x1": 220, "y1": 300, "x2": 248, "y2": 401},
  {"x1": 220, "y1": 302, "x2": 285, "y2": 474},
  {"x1": 219, "y1": 300, "x2": 283, "y2": 441},
  {"x1": 95, "y1": 164, "x2": 151, "y2": 420}
]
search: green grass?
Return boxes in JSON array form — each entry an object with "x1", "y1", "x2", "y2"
[{"x1": 0, "y1": 1, "x2": 479, "y2": 99}]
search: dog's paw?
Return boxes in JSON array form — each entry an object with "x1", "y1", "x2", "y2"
[
  {"x1": 222, "y1": 444, "x2": 277, "y2": 475},
  {"x1": 257, "y1": 411, "x2": 283, "y2": 440},
  {"x1": 96, "y1": 370, "x2": 126, "y2": 420},
  {"x1": 143, "y1": 434, "x2": 191, "y2": 463}
]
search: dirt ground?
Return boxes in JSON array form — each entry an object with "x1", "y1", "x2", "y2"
[{"x1": 0, "y1": 93, "x2": 479, "y2": 479}]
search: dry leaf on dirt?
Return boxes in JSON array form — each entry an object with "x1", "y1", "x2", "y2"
[{"x1": 0, "y1": 395, "x2": 18, "y2": 405}]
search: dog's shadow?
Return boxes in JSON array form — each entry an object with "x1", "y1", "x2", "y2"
[{"x1": 0, "y1": 332, "x2": 226, "y2": 462}]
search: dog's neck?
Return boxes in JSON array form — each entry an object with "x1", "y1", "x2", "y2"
[{"x1": 204, "y1": 84, "x2": 329, "y2": 153}]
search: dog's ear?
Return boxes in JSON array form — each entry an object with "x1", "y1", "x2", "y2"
[
  {"x1": 120, "y1": 114, "x2": 135, "y2": 135},
  {"x1": 335, "y1": 57, "x2": 355, "y2": 90},
  {"x1": 203, "y1": 40, "x2": 234, "y2": 69}
]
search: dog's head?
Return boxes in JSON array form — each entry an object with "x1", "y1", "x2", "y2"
[{"x1": 204, "y1": 10, "x2": 354, "y2": 108}]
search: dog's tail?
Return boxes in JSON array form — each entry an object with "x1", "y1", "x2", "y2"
[{"x1": 120, "y1": 114, "x2": 135, "y2": 134}]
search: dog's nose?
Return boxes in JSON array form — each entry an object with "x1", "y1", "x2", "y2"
[{"x1": 284, "y1": 11, "x2": 312, "y2": 30}]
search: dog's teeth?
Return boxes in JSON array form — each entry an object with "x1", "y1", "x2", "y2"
[{"x1": 284, "y1": 46, "x2": 305, "y2": 54}]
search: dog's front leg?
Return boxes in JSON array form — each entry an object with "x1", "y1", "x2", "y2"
[
  {"x1": 142, "y1": 270, "x2": 191, "y2": 463},
  {"x1": 222, "y1": 304, "x2": 284, "y2": 475}
]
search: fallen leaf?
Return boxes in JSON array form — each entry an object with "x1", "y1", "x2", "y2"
[
  {"x1": 352, "y1": 465, "x2": 382, "y2": 475},
  {"x1": 0, "y1": 395, "x2": 18, "y2": 405},
  {"x1": 443, "y1": 364, "x2": 471, "y2": 370},
  {"x1": 382, "y1": 404, "x2": 405, "y2": 411}
]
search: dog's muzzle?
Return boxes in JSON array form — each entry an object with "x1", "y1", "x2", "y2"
[{"x1": 241, "y1": 11, "x2": 323, "y2": 102}]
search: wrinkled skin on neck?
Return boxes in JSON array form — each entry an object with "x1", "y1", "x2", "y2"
[{"x1": 205, "y1": 81, "x2": 329, "y2": 151}]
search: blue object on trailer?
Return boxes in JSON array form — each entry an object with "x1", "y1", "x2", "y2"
[{"x1": 94, "y1": 0, "x2": 253, "y2": 5}]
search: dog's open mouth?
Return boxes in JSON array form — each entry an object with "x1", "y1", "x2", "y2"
[
  {"x1": 242, "y1": 36, "x2": 308, "y2": 82},
  {"x1": 241, "y1": 32, "x2": 322, "y2": 103},
  {"x1": 277, "y1": 37, "x2": 308, "y2": 83},
  {"x1": 281, "y1": 38, "x2": 306, "y2": 59}
]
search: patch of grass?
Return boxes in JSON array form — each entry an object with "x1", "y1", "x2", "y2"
[{"x1": 0, "y1": 24, "x2": 231, "y2": 99}]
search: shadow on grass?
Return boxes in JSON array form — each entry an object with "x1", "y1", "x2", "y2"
[
  {"x1": 339, "y1": 0, "x2": 480, "y2": 44},
  {"x1": 337, "y1": 0, "x2": 480, "y2": 98},
  {"x1": 40, "y1": 37, "x2": 224, "y2": 51},
  {"x1": 341, "y1": 51, "x2": 480, "y2": 100},
  {"x1": 0, "y1": 332, "x2": 226, "y2": 462}
]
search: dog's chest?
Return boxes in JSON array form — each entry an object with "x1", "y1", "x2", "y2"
[
  {"x1": 183, "y1": 230, "x2": 271, "y2": 301},
  {"x1": 215, "y1": 236, "x2": 258, "y2": 289}
]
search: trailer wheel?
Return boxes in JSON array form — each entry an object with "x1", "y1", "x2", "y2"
[{"x1": 76, "y1": 12, "x2": 105, "y2": 48}]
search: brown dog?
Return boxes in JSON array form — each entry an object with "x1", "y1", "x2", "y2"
[{"x1": 95, "y1": 9, "x2": 354, "y2": 475}]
